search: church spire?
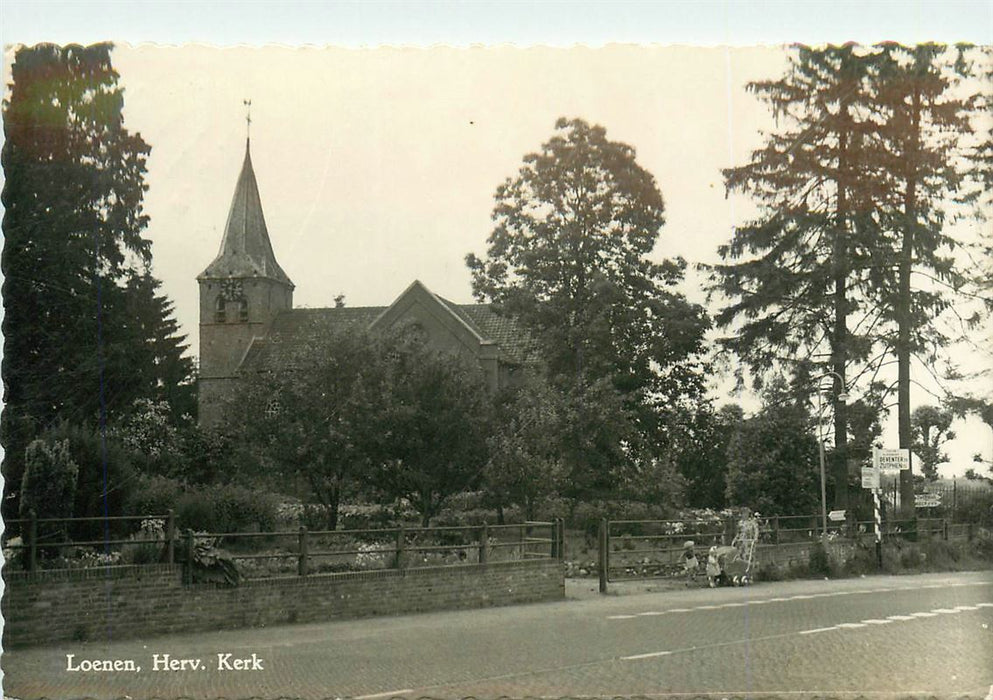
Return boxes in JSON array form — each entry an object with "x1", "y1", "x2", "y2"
[{"x1": 198, "y1": 136, "x2": 293, "y2": 287}]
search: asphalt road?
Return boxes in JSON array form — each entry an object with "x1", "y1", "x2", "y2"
[{"x1": 3, "y1": 570, "x2": 992, "y2": 699}]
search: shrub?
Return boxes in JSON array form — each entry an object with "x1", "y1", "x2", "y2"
[
  {"x1": 42, "y1": 423, "x2": 139, "y2": 539},
  {"x1": 20, "y1": 438, "x2": 78, "y2": 522},
  {"x1": 208, "y1": 484, "x2": 278, "y2": 532},
  {"x1": 125, "y1": 475, "x2": 184, "y2": 517},
  {"x1": 176, "y1": 492, "x2": 217, "y2": 531}
]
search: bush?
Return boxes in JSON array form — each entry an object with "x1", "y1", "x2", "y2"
[
  {"x1": 125, "y1": 475, "x2": 184, "y2": 517},
  {"x1": 176, "y1": 491, "x2": 217, "y2": 531},
  {"x1": 20, "y1": 438, "x2": 78, "y2": 522},
  {"x1": 208, "y1": 484, "x2": 278, "y2": 532},
  {"x1": 29, "y1": 424, "x2": 142, "y2": 541}
]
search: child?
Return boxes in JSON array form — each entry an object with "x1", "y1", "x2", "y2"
[{"x1": 682, "y1": 540, "x2": 698, "y2": 585}]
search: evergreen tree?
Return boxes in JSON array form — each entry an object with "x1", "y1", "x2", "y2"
[
  {"x1": 2, "y1": 44, "x2": 193, "y2": 517},
  {"x1": 710, "y1": 45, "x2": 886, "y2": 510},
  {"x1": 872, "y1": 43, "x2": 976, "y2": 510}
]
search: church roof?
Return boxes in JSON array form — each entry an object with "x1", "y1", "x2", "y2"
[
  {"x1": 240, "y1": 301, "x2": 535, "y2": 371},
  {"x1": 198, "y1": 140, "x2": 293, "y2": 287}
]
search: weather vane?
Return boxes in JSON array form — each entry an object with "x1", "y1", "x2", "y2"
[{"x1": 243, "y1": 99, "x2": 252, "y2": 139}]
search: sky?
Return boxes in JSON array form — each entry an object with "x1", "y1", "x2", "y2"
[{"x1": 2, "y1": 1, "x2": 992, "y2": 476}]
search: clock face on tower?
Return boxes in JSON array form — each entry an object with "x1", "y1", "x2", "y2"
[{"x1": 221, "y1": 279, "x2": 244, "y2": 301}]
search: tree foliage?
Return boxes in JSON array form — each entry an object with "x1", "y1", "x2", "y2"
[
  {"x1": 467, "y1": 117, "x2": 709, "y2": 500},
  {"x1": 371, "y1": 332, "x2": 494, "y2": 526},
  {"x1": 467, "y1": 117, "x2": 709, "y2": 400},
  {"x1": 225, "y1": 324, "x2": 396, "y2": 529},
  {"x1": 20, "y1": 438, "x2": 78, "y2": 522},
  {"x1": 484, "y1": 376, "x2": 567, "y2": 520},
  {"x1": 2, "y1": 43, "x2": 194, "y2": 517},
  {"x1": 910, "y1": 405, "x2": 956, "y2": 481},
  {"x1": 724, "y1": 382, "x2": 820, "y2": 516}
]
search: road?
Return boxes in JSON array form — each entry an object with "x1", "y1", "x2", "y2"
[{"x1": 3, "y1": 570, "x2": 992, "y2": 699}]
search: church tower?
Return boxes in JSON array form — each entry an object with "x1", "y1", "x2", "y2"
[{"x1": 197, "y1": 138, "x2": 294, "y2": 425}]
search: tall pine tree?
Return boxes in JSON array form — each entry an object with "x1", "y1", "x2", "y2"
[
  {"x1": 871, "y1": 43, "x2": 976, "y2": 511},
  {"x1": 709, "y1": 45, "x2": 887, "y2": 510}
]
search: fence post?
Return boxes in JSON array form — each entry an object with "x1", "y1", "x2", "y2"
[
  {"x1": 183, "y1": 530, "x2": 194, "y2": 585},
  {"x1": 395, "y1": 525, "x2": 405, "y2": 570},
  {"x1": 558, "y1": 518, "x2": 565, "y2": 561},
  {"x1": 166, "y1": 509, "x2": 176, "y2": 565},
  {"x1": 27, "y1": 509, "x2": 37, "y2": 572},
  {"x1": 479, "y1": 523, "x2": 489, "y2": 565},
  {"x1": 550, "y1": 520, "x2": 557, "y2": 559},
  {"x1": 298, "y1": 526, "x2": 309, "y2": 576},
  {"x1": 773, "y1": 516, "x2": 780, "y2": 546},
  {"x1": 598, "y1": 518, "x2": 608, "y2": 594},
  {"x1": 942, "y1": 518, "x2": 948, "y2": 542}
]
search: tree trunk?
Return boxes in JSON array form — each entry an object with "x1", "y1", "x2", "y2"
[
  {"x1": 898, "y1": 86, "x2": 921, "y2": 517},
  {"x1": 831, "y1": 98, "x2": 852, "y2": 512}
]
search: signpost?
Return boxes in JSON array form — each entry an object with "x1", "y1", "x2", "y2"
[
  {"x1": 828, "y1": 510, "x2": 846, "y2": 522},
  {"x1": 915, "y1": 494, "x2": 941, "y2": 509}
]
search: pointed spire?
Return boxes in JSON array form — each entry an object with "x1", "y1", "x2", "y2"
[{"x1": 199, "y1": 138, "x2": 293, "y2": 287}]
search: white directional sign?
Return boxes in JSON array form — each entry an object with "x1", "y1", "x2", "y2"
[
  {"x1": 861, "y1": 466, "x2": 880, "y2": 490},
  {"x1": 873, "y1": 447, "x2": 911, "y2": 474},
  {"x1": 828, "y1": 510, "x2": 847, "y2": 522},
  {"x1": 916, "y1": 494, "x2": 941, "y2": 508}
]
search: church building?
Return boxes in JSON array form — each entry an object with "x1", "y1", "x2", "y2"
[{"x1": 197, "y1": 140, "x2": 530, "y2": 426}]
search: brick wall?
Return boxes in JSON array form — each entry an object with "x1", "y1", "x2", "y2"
[{"x1": 2, "y1": 559, "x2": 564, "y2": 648}]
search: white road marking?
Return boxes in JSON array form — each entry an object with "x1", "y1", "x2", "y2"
[
  {"x1": 622, "y1": 650, "x2": 672, "y2": 660},
  {"x1": 887, "y1": 615, "x2": 916, "y2": 621},
  {"x1": 800, "y1": 626, "x2": 836, "y2": 635},
  {"x1": 607, "y1": 580, "x2": 993, "y2": 621},
  {"x1": 837, "y1": 622, "x2": 867, "y2": 628},
  {"x1": 861, "y1": 619, "x2": 892, "y2": 625},
  {"x1": 911, "y1": 612, "x2": 939, "y2": 617},
  {"x1": 354, "y1": 689, "x2": 413, "y2": 699}
]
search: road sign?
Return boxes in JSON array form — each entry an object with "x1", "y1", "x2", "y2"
[
  {"x1": 861, "y1": 466, "x2": 880, "y2": 490},
  {"x1": 873, "y1": 447, "x2": 910, "y2": 474},
  {"x1": 828, "y1": 509, "x2": 847, "y2": 522},
  {"x1": 915, "y1": 495, "x2": 941, "y2": 508}
]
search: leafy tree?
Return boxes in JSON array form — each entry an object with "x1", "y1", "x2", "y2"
[
  {"x1": 484, "y1": 376, "x2": 567, "y2": 520},
  {"x1": 1, "y1": 43, "x2": 194, "y2": 518},
  {"x1": 225, "y1": 324, "x2": 396, "y2": 530},
  {"x1": 724, "y1": 381, "x2": 820, "y2": 516},
  {"x1": 677, "y1": 403, "x2": 743, "y2": 509},
  {"x1": 373, "y1": 332, "x2": 494, "y2": 526},
  {"x1": 910, "y1": 405, "x2": 956, "y2": 480},
  {"x1": 466, "y1": 117, "x2": 709, "y2": 496}
]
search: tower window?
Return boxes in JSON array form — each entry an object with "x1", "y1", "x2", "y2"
[
  {"x1": 238, "y1": 299, "x2": 249, "y2": 323},
  {"x1": 215, "y1": 297, "x2": 226, "y2": 323}
]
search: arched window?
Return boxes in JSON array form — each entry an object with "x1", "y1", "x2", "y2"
[
  {"x1": 214, "y1": 297, "x2": 226, "y2": 323},
  {"x1": 238, "y1": 298, "x2": 249, "y2": 323},
  {"x1": 264, "y1": 398, "x2": 281, "y2": 419}
]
